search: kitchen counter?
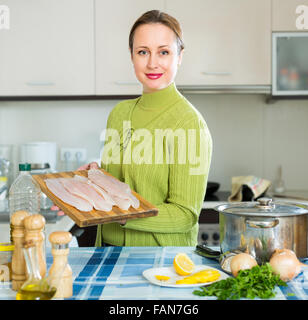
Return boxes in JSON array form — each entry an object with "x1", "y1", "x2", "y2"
[{"x1": 1, "y1": 246, "x2": 308, "y2": 301}]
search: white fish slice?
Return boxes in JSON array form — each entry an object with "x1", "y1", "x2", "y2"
[
  {"x1": 125, "y1": 190, "x2": 140, "y2": 209},
  {"x1": 45, "y1": 178, "x2": 93, "y2": 212},
  {"x1": 88, "y1": 169, "x2": 140, "y2": 208},
  {"x1": 108, "y1": 194, "x2": 131, "y2": 211},
  {"x1": 58, "y1": 178, "x2": 113, "y2": 212},
  {"x1": 74, "y1": 174, "x2": 133, "y2": 211},
  {"x1": 73, "y1": 175, "x2": 116, "y2": 206}
]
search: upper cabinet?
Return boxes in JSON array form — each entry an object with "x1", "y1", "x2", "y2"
[
  {"x1": 1, "y1": 1, "x2": 300, "y2": 96},
  {"x1": 165, "y1": 0, "x2": 271, "y2": 86},
  {"x1": 0, "y1": 0, "x2": 94, "y2": 96},
  {"x1": 95, "y1": 0, "x2": 165, "y2": 95},
  {"x1": 272, "y1": 0, "x2": 308, "y2": 32}
]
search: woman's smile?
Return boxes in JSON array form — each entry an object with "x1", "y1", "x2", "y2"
[{"x1": 145, "y1": 73, "x2": 163, "y2": 80}]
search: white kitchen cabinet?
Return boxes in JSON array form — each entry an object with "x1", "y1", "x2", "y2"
[
  {"x1": 165, "y1": 0, "x2": 271, "y2": 86},
  {"x1": 0, "y1": 0, "x2": 94, "y2": 96},
  {"x1": 272, "y1": 0, "x2": 308, "y2": 32},
  {"x1": 95, "y1": 0, "x2": 165, "y2": 95}
]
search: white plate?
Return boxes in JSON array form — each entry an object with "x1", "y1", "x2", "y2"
[{"x1": 142, "y1": 265, "x2": 229, "y2": 288}]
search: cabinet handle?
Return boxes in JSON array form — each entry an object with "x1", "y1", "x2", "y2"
[
  {"x1": 114, "y1": 81, "x2": 139, "y2": 86},
  {"x1": 202, "y1": 71, "x2": 232, "y2": 76},
  {"x1": 26, "y1": 81, "x2": 55, "y2": 86}
]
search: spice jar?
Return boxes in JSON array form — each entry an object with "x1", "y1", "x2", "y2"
[{"x1": 0, "y1": 242, "x2": 14, "y2": 281}]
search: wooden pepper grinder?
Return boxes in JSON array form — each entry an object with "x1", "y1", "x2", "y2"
[
  {"x1": 24, "y1": 214, "x2": 47, "y2": 278},
  {"x1": 11, "y1": 210, "x2": 30, "y2": 291},
  {"x1": 48, "y1": 231, "x2": 73, "y2": 298}
]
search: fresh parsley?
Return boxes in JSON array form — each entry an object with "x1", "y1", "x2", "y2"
[{"x1": 193, "y1": 263, "x2": 287, "y2": 300}]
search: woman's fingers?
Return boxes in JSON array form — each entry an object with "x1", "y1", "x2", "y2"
[
  {"x1": 77, "y1": 162, "x2": 99, "y2": 171},
  {"x1": 117, "y1": 219, "x2": 127, "y2": 226},
  {"x1": 51, "y1": 205, "x2": 65, "y2": 216}
]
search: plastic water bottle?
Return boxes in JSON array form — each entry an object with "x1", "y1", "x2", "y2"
[{"x1": 9, "y1": 163, "x2": 41, "y2": 242}]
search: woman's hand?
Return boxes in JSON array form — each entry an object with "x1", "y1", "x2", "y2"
[
  {"x1": 77, "y1": 161, "x2": 100, "y2": 171},
  {"x1": 50, "y1": 162, "x2": 100, "y2": 216},
  {"x1": 51, "y1": 204, "x2": 65, "y2": 216}
]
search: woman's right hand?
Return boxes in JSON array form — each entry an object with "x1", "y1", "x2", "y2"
[{"x1": 50, "y1": 161, "x2": 100, "y2": 216}]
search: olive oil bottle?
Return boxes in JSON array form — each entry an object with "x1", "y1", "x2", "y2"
[
  {"x1": 16, "y1": 242, "x2": 56, "y2": 300},
  {"x1": 16, "y1": 283, "x2": 56, "y2": 300}
]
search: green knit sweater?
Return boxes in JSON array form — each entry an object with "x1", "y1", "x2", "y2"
[{"x1": 95, "y1": 82, "x2": 212, "y2": 247}]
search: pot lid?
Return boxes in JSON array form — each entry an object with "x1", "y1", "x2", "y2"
[{"x1": 215, "y1": 197, "x2": 308, "y2": 217}]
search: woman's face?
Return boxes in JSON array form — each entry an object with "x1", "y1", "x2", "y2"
[{"x1": 131, "y1": 23, "x2": 183, "y2": 93}]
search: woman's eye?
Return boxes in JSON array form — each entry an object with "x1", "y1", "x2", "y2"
[
  {"x1": 138, "y1": 50, "x2": 147, "y2": 55},
  {"x1": 160, "y1": 50, "x2": 169, "y2": 55}
]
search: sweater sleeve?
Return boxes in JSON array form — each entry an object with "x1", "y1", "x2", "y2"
[{"x1": 122, "y1": 116, "x2": 212, "y2": 234}]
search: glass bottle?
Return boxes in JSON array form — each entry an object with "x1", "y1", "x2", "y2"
[{"x1": 16, "y1": 243, "x2": 56, "y2": 300}]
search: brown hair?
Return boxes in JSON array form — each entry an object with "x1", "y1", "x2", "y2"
[{"x1": 129, "y1": 10, "x2": 185, "y2": 55}]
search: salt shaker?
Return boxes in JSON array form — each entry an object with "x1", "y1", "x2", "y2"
[
  {"x1": 24, "y1": 214, "x2": 46, "y2": 278},
  {"x1": 48, "y1": 231, "x2": 73, "y2": 298},
  {"x1": 11, "y1": 210, "x2": 30, "y2": 291}
]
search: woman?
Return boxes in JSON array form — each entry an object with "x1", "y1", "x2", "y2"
[{"x1": 55, "y1": 10, "x2": 212, "y2": 247}]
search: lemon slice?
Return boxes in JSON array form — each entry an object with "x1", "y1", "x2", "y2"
[
  {"x1": 155, "y1": 275, "x2": 170, "y2": 281},
  {"x1": 173, "y1": 253, "x2": 195, "y2": 276}
]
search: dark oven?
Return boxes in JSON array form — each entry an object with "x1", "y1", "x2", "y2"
[{"x1": 198, "y1": 191, "x2": 230, "y2": 246}]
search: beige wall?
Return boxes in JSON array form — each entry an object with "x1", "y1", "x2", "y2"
[{"x1": 0, "y1": 93, "x2": 308, "y2": 191}]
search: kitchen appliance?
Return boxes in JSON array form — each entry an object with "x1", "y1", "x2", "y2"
[
  {"x1": 198, "y1": 191, "x2": 229, "y2": 247},
  {"x1": 213, "y1": 197, "x2": 308, "y2": 264},
  {"x1": 20, "y1": 142, "x2": 57, "y2": 172},
  {"x1": 206, "y1": 181, "x2": 220, "y2": 195},
  {"x1": 272, "y1": 32, "x2": 308, "y2": 96}
]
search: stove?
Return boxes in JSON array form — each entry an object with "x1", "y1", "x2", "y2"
[{"x1": 198, "y1": 191, "x2": 230, "y2": 246}]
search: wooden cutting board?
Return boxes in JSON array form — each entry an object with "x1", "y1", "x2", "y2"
[{"x1": 32, "y1": 169, "x2": 159, "y2": 227}]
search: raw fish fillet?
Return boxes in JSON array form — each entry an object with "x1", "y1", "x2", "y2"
[
  {"x1": 109, "y1": 194, "x2": 131, "y2": 211},
  {"x1": 45, "y1": 178, "x2": 93, "y2": 212},
  {"x1": 73, "y1": 175, "x2": 116, "y2": 206},
  {"x1": 76, "y1": 173, "x2": 131, "y2": 210},
  {"x1": 88, "y1": 169, "x2": 140, "y2": 209},
  {"x1": 58, "y1": 177, "x2": 113, "y2": 212}
]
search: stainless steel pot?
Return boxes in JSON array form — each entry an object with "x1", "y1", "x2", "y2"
[{"x1": 215, "y1": 197, "x2": 308, "y2": 264}]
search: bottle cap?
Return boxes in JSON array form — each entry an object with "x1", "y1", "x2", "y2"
[{"x1": 19, "y1": 163, "x2": 31, "y2": 171}]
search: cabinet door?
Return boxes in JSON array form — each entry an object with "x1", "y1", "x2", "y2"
[
  {"x1": 165, "y1": 0, "x2": 271, "y2": 86},
  {"x1": 272, "y1": 0, "x2": 308, "y2": 32},
  {"x1": 0, "y1": 0, "x2": 94, "y2": 96},
  {"x1": 95, "y1": 0, "x2": 165, "y2": 95}
]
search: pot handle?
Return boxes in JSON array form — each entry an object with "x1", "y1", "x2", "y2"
[
  {"x1": 246, "y1": 218, "x2": 279, "y2": 229},
  {"x1": 195, "y1": 244, "x2": 221, "y2": 261}
]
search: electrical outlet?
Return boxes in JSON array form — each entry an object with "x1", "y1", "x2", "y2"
[{"x1": 60, "y1": 148, "x2": 87, "y2": 162}]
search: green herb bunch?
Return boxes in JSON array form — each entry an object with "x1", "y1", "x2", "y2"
[{"x1": 193, "y1": 263, "x2": 287, "y2": 300}]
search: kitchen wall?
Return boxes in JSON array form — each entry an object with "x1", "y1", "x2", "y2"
[{"x1": 0, "y1": 93, "x2": 308, "y2": 191}]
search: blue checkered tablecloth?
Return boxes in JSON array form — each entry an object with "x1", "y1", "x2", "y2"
[{"x1": 1, "y1": 246, "x2": 308, "y2": 300}]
